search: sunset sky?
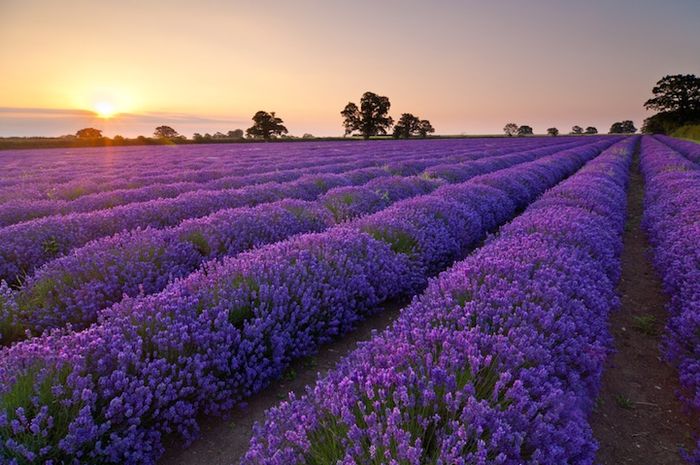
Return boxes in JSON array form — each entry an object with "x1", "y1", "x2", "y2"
[{"x1": 1, "y1": 0, "x2": 699, "y2": 137}]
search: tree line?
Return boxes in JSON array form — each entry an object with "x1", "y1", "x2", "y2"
[
  {"x1": 60, "y1": 74, "x2": 700, "y2": 146},
  {"x1": 503, "y1": 122, "x2": 637, "y2": 137},
  {"x1": 340, "y1": 91, "x2": 434, "y2": 139},
  {"x1": 69, "y1": 91, "x2": 434, "y2": 143}
]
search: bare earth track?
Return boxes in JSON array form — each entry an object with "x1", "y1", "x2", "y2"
[
  {"x1": 162, "y1": 149, "x2": 698, "y2": 465},
  {"x1": 590, "y1": 151, "x2": 697, "y2": 464},
  {"x1": 159, "y1": 297, "x2": 411, "y2": 465}
]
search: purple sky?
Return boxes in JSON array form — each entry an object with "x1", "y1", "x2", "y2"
[{"x1": 1, "y1": 0, "x2": 699, "y2": 137}]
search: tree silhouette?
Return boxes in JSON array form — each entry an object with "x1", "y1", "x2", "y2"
[
  {"x1": 546, "y1": 127, "x2": 559, "y2": 136},
  {"x1": 609, "y1": 120, "x2": 637, "y2": 134},
  {"x1": 392, "y1": 113, "x2": 420, "y2": 139},
  {"x1": 644, "y1": 74, "x2": 700, "y2": 116},
  {"x1": 341, "y1": 92, "x2": 393, "y2": 139},
  {"x1": 75, "y1": 128, "x2": 103, "y2": 139},
  {"x1": 570, "y1": 125, "x2": 583, "y2": 135},
  {"x1": 642, "y1": 74, "x2": 700, "y2": 134},
  {"x1": 392, "y1": 114, "x2": 435, "y2": 139},
  {"x1": 503, "y1": 123, "x2": 518, "y2": 137},
  {"x1": 227, "y1": 129, "x2": 244, "y2": 139},
  {"x1": 154, "y1": 126, "x2": 181, "y2": 139},
  {"x1": 517, "y1": 125, "x2": 533, "y2": 136},
  {"x1": 585, "y1": 126, "x2": 598, "y2": 134},
  {"x1": 246, "y1": 111, "x2": 288, "y2": 140},
  {"x1": 417, "y1": 120, "x2": 435, "y2": 138}
]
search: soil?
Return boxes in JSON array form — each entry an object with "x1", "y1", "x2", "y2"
[{"x1": 589, "y1": 152, "x2": 697, "y2": 464}]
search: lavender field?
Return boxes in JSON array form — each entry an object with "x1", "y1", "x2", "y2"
[{"x1": 0, "y1": 136, "x2": 698, "y2": 465}]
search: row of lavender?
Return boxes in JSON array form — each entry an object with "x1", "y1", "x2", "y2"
[
  {"x1": 0, "y1": 146, "x2": 464, "y2": 284},
  {"x1": 0, "y1": 140, "x2": 510, "y2": 226},
  {"x1": 0, "y1": 142, "x2": 378, "y2": 194},
  {"x1": 0, "y1": 139, "x2": 614, "y2": 464},
  {"x1": 656, "y1": 134, "x2": 700, "y2": 163},
  {"x1": 0, "y1": 138, "x2": 571, "y2": 184},
  {"x1": 0, "y1": 139, "x2": 570, "y2": 203},
  {"x1": 0, "y1": 139, "x2": 586, "y2": 344},
  {"x1": 639, "y1": 137, "x2": 700, "y2": 462},
  {"x1": 0, "y1": 153, "x2": 391, "y2": 227},
  {"x1": 0, "y1": 141, "x2": 430, "y2": 188},
  {"x1": 0, "y1": 139, "x2": 596, "y2": 286},
  {"x1": 243, "y1": 137, "x2": 636, "y2": 465},
  {"x1": 0, "y1": 141, "x2": 471, "y2": 224}
]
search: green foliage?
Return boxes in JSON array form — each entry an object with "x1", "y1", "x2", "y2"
[
  {"x1": 282, "y1": 368, "x2": 297, "y2": 381},
  {"x1": 302, "y1": 357, "x2": 506, "y2": 464},
  {"x1": 363, "y1": 227, "x2": 417, "y2": 255},
  {"x1": 615, "y1": 394, "x2": 634, "y2": 410},
  {"x1": 226, "y1": 275, "x2": 260, "y2": 326},
  {"x1": 42, "y1": 237, "x2": 60, "y2": 256},
  {"x1": 0, "y1": 363, "x2": 81, "y2": 464},
  {"x1": 632, "y1": 314, "x2": 657, "y2": 335},
  {"x1": 181, "y1": 231, "x2": 212, "y2": 256},
  {"x1": 546, "y1": 127, "x2": 559, "y2": 136},
  {"x1": 304, "y1": 414, "x2": 350, "y2": 465},
  {"x1": 670, "y1": 124, "x2": 700, "y2": 141}
]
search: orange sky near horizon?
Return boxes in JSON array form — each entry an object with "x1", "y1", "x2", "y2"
[{"x1": 1, "y1": 0, "x2": 699, "y2": 137}]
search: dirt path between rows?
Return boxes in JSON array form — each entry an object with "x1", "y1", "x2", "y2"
[
  {"x1": 158, "y1": 297, "x2": 411, "y2": 465},
  {"x1": 590, "y1": 151, "x2": 697, "y2": 464}
]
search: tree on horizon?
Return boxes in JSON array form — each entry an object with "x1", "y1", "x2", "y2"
[
  {"x1": 228, "y1": 129, "x2": 244, "y2": 139},
  {"x1": 570, "y1": 125, "x2": 583, "y2": 135},
  {"x1": 154, "y1": 126, "x2": 182, "y2": 139},
  {"x1": 503, "y1": 123, "x2": 518, "y2": 137},
  {"x1": 642, "y1": 74, "x2": 700, "y2": 134},
  {"x1": 75, "y1": 128, "x2": 103, "y2": 139},
  {"x1": 585, "y1": 126, "x2": 598, "y2": 134},
  {"x1": 246, "y1": 111, "x2": 288, "y2": 140},
  {"x1": 547, "y1": 127, "x2": 559, "y2": 136},
  {"x1": 392, "y1": 113, "x2": 435, "y2": 139},
  {"x1": 517, "y1": 125, "x2": 533, "y2": 136},
  {"x1": 609, "y1": 120, "x2": 637, "y2": 134},
  {"x1": 417, "y1": 120, "x2": 435, "y2": 138},
  {"x1": 341, "y1": 92, "x2": 394, "y2": 139}
]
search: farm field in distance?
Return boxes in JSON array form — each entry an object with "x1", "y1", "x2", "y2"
[{"x1": 0, "y1": 136, "x2": 698, "y2": 465}]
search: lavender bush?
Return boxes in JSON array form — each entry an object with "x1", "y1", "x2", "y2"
[
  {"x1": 0, "y1": 138, "x2": 620, "y2": 464},
  {"x1": 0, "y1": 140, "x2": 606, "y2": 342},
  {"x1": 0, "y1": 139, "x2": 590, "y2": 284},
  {"x1": 0, "y1": 138, "x2": 577, "y2": 203},
  {"x1": 639, "y1": 136, "x2": 700, "y2": 462},
  {"x1": 242, "y1": 137, "x2": 636, "y2": 465},
  {"x1": 655, "y1": 134, "x2": 700, "y2": 164}
]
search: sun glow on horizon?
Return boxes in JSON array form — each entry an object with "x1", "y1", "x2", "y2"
[{"x1": 94, "y1": 101, "x2": 117, "y2": 118}]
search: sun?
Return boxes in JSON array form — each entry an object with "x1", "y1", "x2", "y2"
[{"x1": 94, "y1": 101, "x2": 117, "y2": 118}]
